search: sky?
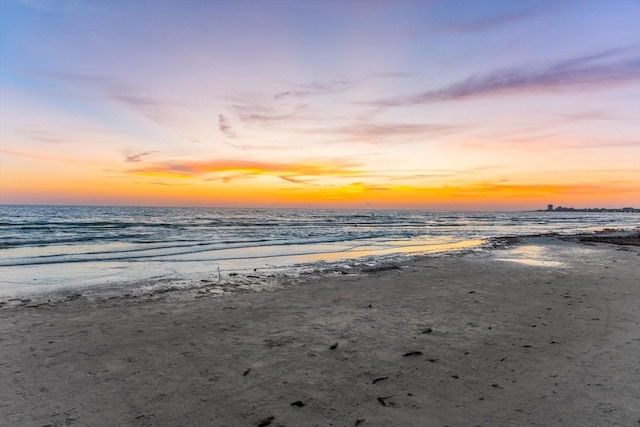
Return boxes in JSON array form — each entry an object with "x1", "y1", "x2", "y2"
[{"x1": 0, "y1": 0, "x2": 639, "y2": 210}]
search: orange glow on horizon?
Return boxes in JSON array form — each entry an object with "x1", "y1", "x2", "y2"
[{"x1": 2, "y1": 152, "x2": 637, "y2": 210}]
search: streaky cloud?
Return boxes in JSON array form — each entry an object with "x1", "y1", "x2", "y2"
[
  {"x1": 124, "y1": 151, "x2": 155, "y2": 163},
  {"x1": 347, "y1": 182, "x2": 391, "y2": 192},
  {"x1": 18, "y1": 130, "x2": 70, "y2": 144},
  {"x1": 573, "y1": 141, "x2": 640, "y2": 149},
  {"x1": 111, "y1": 94, "x2": 174, "y2": 124},
  {"x1": 297, "y1": 79, "x2": 351, "y2": 92},
  {"x1": 369, "y1": 47, "x2": 640, "y2": 106},
  {"x1": 233, "y1": 102, "x2": 322, "y2": 127},
  {"x1": 218, "y1": 114, "x2": 236, "y2": 138},
  {"x1": 274, "y1": 91, "x2": 291, "y2": 100},
  {"x1": 557, "y1": 109, "x2": 636, "y2": 122},
  {"x1": 130, "y1": 158, "x2": 362, "y2": 180},
  {"x1": 0, "y1": 148, "x2": 52, "y2": 161},
  {"x1": 278, "y1": 175, "x2": 311, "y2": 184},
  {"x1": 305, "y1": 122, "x2": 467, "y2": 143},
  {"x1": 237, "y1": 112, "x2": 297, "y2": 124},
  {"x1": 369, "y1": 71, "x2": 412, "y2": 79},
  {"x1": 274, "y1": 79, "x2": 353, "y2": 99},
  {"x1": 42, "y1": 71, "x2": 179, "y2": 124},
  {"x1": 113, "y1": 95, "x2": 165, "y2": 109},
  {"x1": 275, "y1": 74, "x2": 407, "y2": 101}
]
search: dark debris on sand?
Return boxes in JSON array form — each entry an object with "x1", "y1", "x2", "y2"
[
  {"x1": 576, "y1": 232, "x2": 640, "y2": 246},
  {"x1": 256, "y1": 415, "x2": 274, "y2": 426}
]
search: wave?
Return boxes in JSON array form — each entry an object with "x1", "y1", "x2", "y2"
[
  {"x1": 0, "y1": 234, "x2": 418, "y2": 267},
  {"x1": 1, "y1": 206, "x2": 638, "y2": 270}
]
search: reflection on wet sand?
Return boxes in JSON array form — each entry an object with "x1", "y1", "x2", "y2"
[
  {"x1": 290, "y1": 239, "x2": 484, "y2": 264},
  {"x1": 495, "y1": 245, "x2": 565, "y2": 267}
]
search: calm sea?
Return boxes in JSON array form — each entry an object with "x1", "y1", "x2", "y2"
[{"x1": 1, "y1": 205, "x2": 638, "y2": 296}]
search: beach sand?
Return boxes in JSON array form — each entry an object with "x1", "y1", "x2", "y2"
[{"x1": 1, "y1": 235, "x2": 638, "y2": 426}]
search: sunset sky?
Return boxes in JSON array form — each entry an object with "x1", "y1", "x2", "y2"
[{"x1": 1, "y1": 0, "x2": 639, "y2": 210}]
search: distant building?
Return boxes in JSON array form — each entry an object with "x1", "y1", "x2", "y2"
[{"x1": 542, "y1": 205, "x2": 640, "y2": 213}]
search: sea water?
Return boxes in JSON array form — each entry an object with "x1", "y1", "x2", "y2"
[{"x1": 0, "y1": 205, "x2": 637, "y2": 295}]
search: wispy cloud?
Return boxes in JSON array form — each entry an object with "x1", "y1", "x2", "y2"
[
  {"x1": 236, "y1": 111, "x2": 297, "y2": 124},
  {"x1": 346, "y1": 182, "x2": 391, "y2": 192},
  {"x1": 384, "y1": 171, "x2": 457, "y2": 181},
  {"x1": 0, "y1": 148, "x2": 101, "y2": 166},
  {"x1": 369, "y1": 71, "x2": 413, "y2": 79},
  {"x1": 111, "y1": 94, "x2": 175, "y2": 124},
  {"x1": 569, "y1": 141, "x2": 640, "y2": 150},
  {"x1": 305, "y1": 122, "x2": 467, "y2": 143},
  {"x1": 124, "y1": 151, "x2": 155, "y2": 163},
  {"x1": 218, "y1": 114, "x2": 236, "y2": 138},
  {"x1": 0, "y1": 148, "x2": 53, "y2": 161},
  {"x1": 128, "y1": 157, "x2": 497, "y2": 187},
  {"x1": 17, "y1": 130, "x2": 70, "y2": 144},
  {"x1": 41, "y1": 71, "x2": 180, "y2": 124},
  {"x1": 273, "y1": 73, "x2": 407, "y2": 101},
  {"x1": 278, "y1": 175, "x2": 312, "y2": 184},
  {"x1": 231, "y1": 102, "x2": 324, "y2": 128},
  {"x1": 274, "y1": 79, "x2": 353, "y2": 100},
  {"x1": 556, "y1": 109, "x2": 634, "y2": 122},
  {"x1": 368, "y1": 46, "x2": 640, "y2": 106},
  {"x1": 129, "y1": 158, "x2": 362, "y2": 182}
]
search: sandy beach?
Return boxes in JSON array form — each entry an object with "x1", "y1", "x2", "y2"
[{"x1": 1, "y1": 234, "x2": 638, "y2": 426}]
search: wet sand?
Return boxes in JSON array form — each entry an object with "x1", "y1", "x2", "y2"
[{"x1": 1, "y1": 235, "x2": 639, "y2": 426}]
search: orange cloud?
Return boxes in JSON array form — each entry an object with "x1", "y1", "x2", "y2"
[{"x1": 129, "y1": 159, "x2": 363, "y2": 181}]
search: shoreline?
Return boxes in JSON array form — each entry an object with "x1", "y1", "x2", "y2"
[
  {"x1": 0, "y1": 238, "x2": 486, "y2": 306},
  {"x1": 1, "y1": 233, "x2": 639, "y2": 425},
  {"x1": 2, "y1": 208, "x2": 638, "y2": 300},
  {"x1": 1, "y1": 229, "x2": 637, "y2": 306}
]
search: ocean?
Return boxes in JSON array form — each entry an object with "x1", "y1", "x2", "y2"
[{"x1": 1, "y1": 205, "x2": 638, "y2": 296}]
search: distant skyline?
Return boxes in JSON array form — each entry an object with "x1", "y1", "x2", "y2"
[{"x1": 1, "y1": 0, "x2": 639, "y2": 210}]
